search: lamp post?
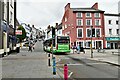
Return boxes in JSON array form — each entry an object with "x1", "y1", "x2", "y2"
[{"x1": 90, "y1": 26, "x2": 93, "y2": 58}]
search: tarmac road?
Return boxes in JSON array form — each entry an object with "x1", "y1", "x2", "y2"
[{"x1": 56, "y1": 54, "x2": 119, "y2": 79}]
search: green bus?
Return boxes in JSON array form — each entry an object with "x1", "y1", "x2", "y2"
[{"x1": 43, "y1": 36, "x2": 71, "y2": 53}]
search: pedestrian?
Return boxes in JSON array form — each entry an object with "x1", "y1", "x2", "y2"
[
  {"x1": 32, "y1": 43, "x2": 35, "y2": 50},
  {"x1": 76, "y1": 44, "x2": 80, "y2": 54}
]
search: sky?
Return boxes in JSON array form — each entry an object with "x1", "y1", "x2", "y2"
[{"x1": 17, "y1": 0, "x2": 120, "y2": 30}]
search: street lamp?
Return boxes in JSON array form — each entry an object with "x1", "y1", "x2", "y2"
[{"x1": 90, "y1": 26, "x2": 93, "y2": 58}]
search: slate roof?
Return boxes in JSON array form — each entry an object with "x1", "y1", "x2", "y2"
[{"x1": 71, "y1": 8, "x2": 104, "y2": 12}]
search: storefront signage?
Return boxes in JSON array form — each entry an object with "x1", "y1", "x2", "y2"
[
  {"x1": 16, "y1": 30, "x2": 22, "y2": 35},
  {"x1": 106, "y1": 37, "x2": 120, "y2": 41}
]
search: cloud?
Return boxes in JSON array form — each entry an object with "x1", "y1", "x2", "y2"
[{"x1": 17, "y1": 0, "x2": 119, "y2": 30}]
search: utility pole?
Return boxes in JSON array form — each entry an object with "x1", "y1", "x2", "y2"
[
  {"x1": 91, "y1": 26, "x2": 93, "y2": 58},
  {"x1": 14, "y1": 0, "x2": 16, "y2": 46}
]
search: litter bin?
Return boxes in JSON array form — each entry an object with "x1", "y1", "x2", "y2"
[{"x1": 16, "y1": 47, "x2": 20, "y2": 53}]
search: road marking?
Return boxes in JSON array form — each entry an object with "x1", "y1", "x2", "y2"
[
  {"x1": 68, "y1": 72, "x2": 73, "y2": 78},
  {"x1": 67, "y1": 63, "x2": 107, "y2": 66}
]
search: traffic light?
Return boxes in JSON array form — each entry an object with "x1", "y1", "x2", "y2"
[
  {"x1": 92, "y1": 28, "x2": 95, "y2": 37},
  {"x1": 52, "y1": 27, "x2": 55, "y2": 38}
]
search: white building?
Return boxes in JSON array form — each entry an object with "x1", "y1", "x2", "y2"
[
  {"x1": 21, "y1": 23, "x2": 31, "y2": 38},
  {"x1": 104, "y1": 13, "x2": 120, "y2": 49}
]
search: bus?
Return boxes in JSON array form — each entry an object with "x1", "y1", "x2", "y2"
[{"x1": 43, "y1": 36, "x2": 71, "y2": 53}]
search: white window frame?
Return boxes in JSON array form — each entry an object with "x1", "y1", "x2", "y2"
[
  {"x1": 65, "y1": 24, "x2": 67, "y2": 29},
  {"x1": 65, "y1": 17, "x2": 67, "y2": 22},
  {"x1": 86, "y1": 19, "x2": 92, "y2": 26},
  {"x1": 76, "y1": 40, "x2": 84, "y2": 47},
  {"x1": 62, "y1": 26, "x2": 64, "y2": 30},
  {"x1": 95, "y1": 19, "x2": 101, "y2": 26},
  {"x1": 77, "y1": 28, "x2": 83, "y2": 38},
  {"x1": 94, "y1": 13, "x2": 100, "y2": 18},
  {"x1": 95, "y1": 28, "x2": 101, "y2": 37},
  {"x1": 77, "y1": 19, "x2": 83, "y2": 26},
  {"x1": 86, "y1": 28, "x2": 91, "y2": 38},
  {"x1": 86, "y1": 13, "x2": 91, "y2": 17},
  {"x1": 76, "y1": 12, "x2": 82, "y2": 18}
]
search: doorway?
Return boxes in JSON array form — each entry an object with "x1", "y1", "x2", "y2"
[
  {"x1": 96, "y1": 41, "x2": 102, "y2": 49},
  {"x1": 111, "y1": 43, "x2": 114, "y2": 49}
]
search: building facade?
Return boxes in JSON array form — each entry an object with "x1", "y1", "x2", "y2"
[
  {"x1": 62, "y1": 3, "x2": 105, "y2": 49},
  {"x1": 104, "y1": 14, "x2": 120, "y2": 49},
  {"x1": 0, "y1": 0, "x2": 17, "y2": 56}
]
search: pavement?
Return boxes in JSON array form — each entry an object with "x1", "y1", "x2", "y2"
[
  {"x1": 70, "y1": 49, "x2": 120, "y2": 66},
  {"x1": 2, "y1": 41, "x2": 62, "y2": 79}
]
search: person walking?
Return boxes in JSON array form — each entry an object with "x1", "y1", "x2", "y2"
[
  {"x1": 77, "y1": 44, "x2": 80, "y2": 54},
  {"x1": 28, "y1": 42, "x2": 32, "y2": 52}
]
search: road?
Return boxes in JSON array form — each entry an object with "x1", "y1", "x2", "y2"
[
  {"x1": 2, "y1": 40, "x2": 56, "y2": 79},
  {"x1": 56, "y1": 53, "x2": 119, "y2": 79}
]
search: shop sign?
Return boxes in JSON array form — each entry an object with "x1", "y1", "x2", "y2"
[{"x1": 106, "y1": 37, "x2": 120, "y2": 41}]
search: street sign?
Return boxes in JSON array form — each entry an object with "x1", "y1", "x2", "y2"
[{"x1": 16, "y1": 30, "x2": 22, "y2": 35}]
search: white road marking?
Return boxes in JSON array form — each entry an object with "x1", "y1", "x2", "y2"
[{"x1": 68, "y1": 72, "x2": 73, "y2": 78}]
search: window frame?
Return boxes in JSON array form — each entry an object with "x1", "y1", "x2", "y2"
[
  {"x1": 76, "y1": 12, "x2": 82, "y2": 18},
  {"x1": 94, "y1": 13, "x2": 100, "y2": 18},
  {"x1": 108, "y1": 20, "x2": 112, "y2": 25},
  {"x1": 109, "y1": 29, "x2": 112, "y2": 35},
  {"x1": 86, "y1": 13, "x2": 91, "y2": 17},
  {"x1": 77, "y1": 28, "x2": 83, "y2": 38},
  {"x1": 86, "y1": 19, "x2": 92, "y2": 26},
  {"x1": 77, "y1": 19, "x2": 83, "y2": 26},
  {"x1": 95, "y1": 19, "x2": 101, "y2": 26}
]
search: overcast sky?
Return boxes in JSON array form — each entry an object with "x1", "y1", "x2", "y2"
[{"x1": 17, "y1": 0, "x2": 120, "y2": 30}]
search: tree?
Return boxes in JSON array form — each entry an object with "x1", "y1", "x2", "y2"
[{"x1": 16, "y1": 25, "x2": 26, "y2": 42}]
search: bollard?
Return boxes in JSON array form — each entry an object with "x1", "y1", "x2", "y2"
[
  {"x1": 53, "y1": 57, "x2": 56, "y2": 75},
  {"x1": 48, "y1": 53, "x2": 51, "y2": 66},
  {"x1": 64, "y1": 64, "x2": 68, "y2": 80}
]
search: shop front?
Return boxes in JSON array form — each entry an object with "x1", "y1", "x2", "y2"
[{"x1": 106, "y1": 37, "x2": 120, "y2": 49}]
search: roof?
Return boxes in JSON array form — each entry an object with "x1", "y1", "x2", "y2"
[
  {"x1": 104, "y1": 13, "x2": 120, "y2": 17},
  {"x1": 71, "y1": 8, "x2": 104, "y2": 12}
]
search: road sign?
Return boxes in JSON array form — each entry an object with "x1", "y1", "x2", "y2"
[{"x1": 16, "y1": 30, "x2": 22, "y2": 35}]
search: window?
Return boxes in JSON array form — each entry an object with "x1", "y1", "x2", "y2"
[
  {"x1": 86, "y1": 13, "x2": 91, "y2": 17},
  {"x1": 65, "y1": 24, "x2": 67, "y2": 28},
  {"x1": 77, "y1": 28, "x2": 83, "y2": 38},
  {"x1": 94, "y1": 13, "x2": 100, "y2": 17},
  {"x1": 109, "y1": 29, "x2": 112, "y2": 34},
  {"x1": 116, "y1": 29, "x2": 119, "y2": 35},
  {"x1": 95, "y1": 19, "x2": 101, "y2": 26},
  {"x1": 10, "y1": 11, "x2": 13, "y2": 23},
  {"x1": 65, "y1": 17, "x2": 67, "y2": 22},
  {"x1": 108, "y1": 20, "x2": 112, "y2": 24},
  {"x1": 86, "y1": 41, "x2": 91, "y2": 48},
  {"x1": 86, "y1": 29, "x2": 91, "y2": 37},
  {"x1": 78, "y1": 42, "x2": 83, "y2": 47},
  {"x1": 62, "y1": 26, "x2": 64, "y2": 30},
  {"x1": 96, "y1": 29, "x2": 100, "y2": 37},
  {"x1": 77, "y1": 19, "x2": 83, "y2": 26},
  {"x1": 86, "y1": 19, "x2": 92, "y2": 26},
  {"x1": 116, "y1": 20, "x2": 119, "y2": 25},
  {"x1": 77, "y1": 13, "x2": 82, "y2": 18}
]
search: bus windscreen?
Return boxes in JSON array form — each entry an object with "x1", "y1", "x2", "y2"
[{"x1": 57, "y1": 39, "x2": 69, "y2": 44}]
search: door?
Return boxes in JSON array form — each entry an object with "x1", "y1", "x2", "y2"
[
  {"x1": 96, "y1": 41, "x2": 102, "y2": 49},
  {"x1": 115, "y1": 43, "x2": 118, "y2": 49},
  {"x1": 111, "y1": 43, "x2": 114, "y2": 49}
]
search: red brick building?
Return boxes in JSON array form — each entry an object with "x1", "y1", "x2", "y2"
[{"x1": 62, "y1": 3, "x2": 105, "y2": 49}]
